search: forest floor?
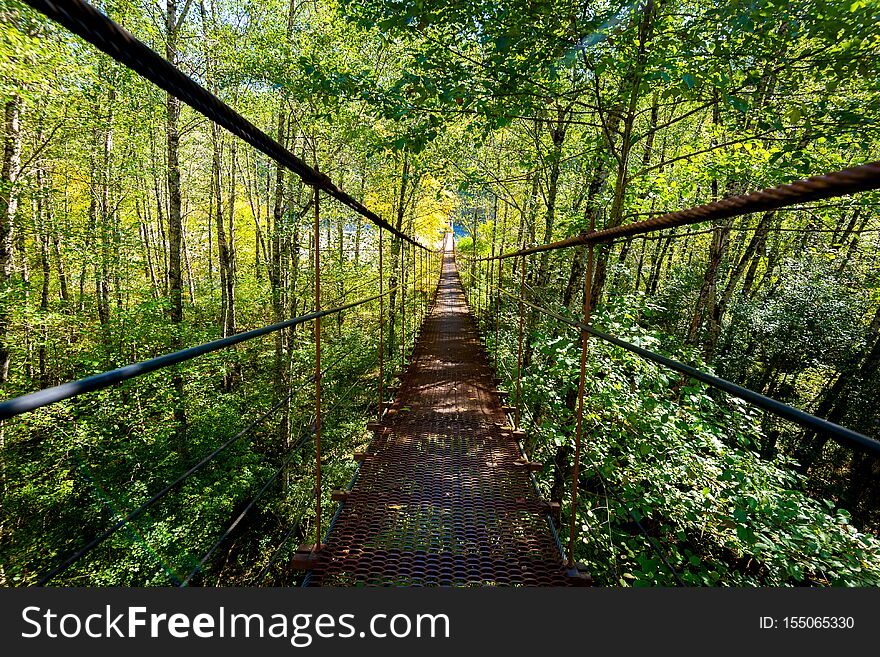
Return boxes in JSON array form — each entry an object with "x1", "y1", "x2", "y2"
[{"x1": 307, "y1": 241, "x2": 571, "y2": 586}]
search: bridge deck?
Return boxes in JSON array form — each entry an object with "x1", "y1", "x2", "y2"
[{"x1": 306, "y1": 244, "x2": 571, "y2": 586}]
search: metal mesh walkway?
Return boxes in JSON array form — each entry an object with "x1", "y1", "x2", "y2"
[{"x1": 306, "y1": 243, "x2": 571, "y2": 586}]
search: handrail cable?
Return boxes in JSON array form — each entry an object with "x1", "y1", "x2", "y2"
[
  {"x1": 1, "y1": 287, "x2": 398, "y2": 421},
  {"x1": 23, "y1": 0, "x2": 430, "y2": 251},
  {"x1": 34, "y1": 328, "x2": 369, "y2": 586},
  {"x1": 492, "y1": 284, "x2": 880, "y2": 456},
  {"x1": 482, "y1": 162, "x2": 880, "y2": 260}
]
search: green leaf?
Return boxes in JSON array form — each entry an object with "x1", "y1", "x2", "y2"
[{"x1": 726, "y1": 95, "x2": 749, "y2": 113}]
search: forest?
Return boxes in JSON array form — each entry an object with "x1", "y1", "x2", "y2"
[{"x1": 0, "y1": 0, "x2": 879, "y2": 587}]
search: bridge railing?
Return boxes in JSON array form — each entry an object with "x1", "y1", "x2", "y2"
[
  {"x1": 2, "y1": 0, "x2": 445, "y2": 586},
  {"x1": 456, "y1": 161, "x2": 880, "y2": 582}
]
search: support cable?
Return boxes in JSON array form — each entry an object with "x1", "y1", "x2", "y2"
[
  {"x1": 483, "y1": 162, "x2": 880, "y2": 260},
  {"x1": 493, "y1": 285, "x2": 880, "y2": 456},
  {"x1": 1, "y1": 290, "x2": 396, "y2": 421},
  {"x1": 23, "y1": 0, "x2": 430, "y2": 250}
]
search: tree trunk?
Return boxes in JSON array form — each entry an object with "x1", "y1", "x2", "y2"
[
  {"x1": 590, "y1": 0, "x2": 657, "y2": 308},
  {"x1": 35, "y1": 167, "x2": 51, "y2": 389},
  {"x1": 226, "y1": 139, "x2": 237, "y2": 339},
  {"x1": 167, "y1": 0, "x2": 188, "y2": 454},
  {"x1": 686, "y1": 216, "x2": 732, "y2": 353},
  {"x1": 270, "y1": 45, "x2": 293, "y2": 451},
  {"x1": 51, "y1": 221, "x2": 69, "y2": 303},
  {"x1": 387, "y1": 149, "x2": 410, "y2": 356},
  {"x1": 0, "y1": 94, "x2": 21, "y2": 384}
]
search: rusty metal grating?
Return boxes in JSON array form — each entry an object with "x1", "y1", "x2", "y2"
[{"x1": 306, "y1": 251, "x2": 571, "y2": 586}]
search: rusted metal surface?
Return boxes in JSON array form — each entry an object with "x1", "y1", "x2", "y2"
[
  {"x1": 494, "y1": 257, "x2": 501, "y2": 366},
  {"x1": 378, "y1": 230, "x2": 384, "y2": 422},
  {"x1": 401, "y1": 240, "x2": 407, "y2": 367},
  {"x1": 514, "y1": 256, "x2": 526, "y2": 431},
  {"x1": 307, "y1": 245, "x2": 570, "y2": 586},
  {"x1": 483, "y1": 161, "x2": 880, "y2": 260}
]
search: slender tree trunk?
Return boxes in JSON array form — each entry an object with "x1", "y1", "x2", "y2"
[
  {"x1": 387, "y1": 150, "x2": 409, "y2": 355},
  {"x1": 836, "y1": 212, "x2": 871, "y2": 274},
  {"x1": 226, "y1": 139, "x2": 237, "y2": 338},
  {"x1": 137, "y1": 198, "x2": 160, "y2": 298},
  {"x1": 167, "y1": 0, "x2": 187, "y2": 454},
  {"x1": 87, "y1": 123, "x2": 106, "y2": 327},
  {"x1": 647, "y1": 228, "x2": 675, "y2": 295},
  {"x1": 35, "y1": 167, "x2": 51, "y2": 389},
  {"x1": 590, "y1": 0, "x2": 657, "y2": 308},
  {"x1": 15, "y1": 199, "x2": 30, "y2": 380},
  {"x1": 0, "y1": 91, "x2": 20, "y2": 588},
  {"x1": 151, "y1": 133, "x2": 169, "y2": 294},
  {"x1": 270, "y1": 35, "x2": 293, "y2": 450},
  {"x1": 716, "y1": 211, "x2": 775, "y2": 316},
  {"x1": 182, "y1": 221, "x2": 196, "y2": 304},
  {"x1": 740, "y1": 219, "x2": 772, "y2": 298},
  {"x1": 95, "y1": 93, "x2": 113, "y2": 332},
  {"x1": 686, "y1": 93, "x2": 730, "y2": 356},
  {"x1": 51, "y1": 223, "x2": 69, "y2": 303},
  {"x1": 686, "y1": 218, "x2": 732, "y2": 356},
  {"x1": 0, "y1": 94, "x2": 21, "y2": 384}
]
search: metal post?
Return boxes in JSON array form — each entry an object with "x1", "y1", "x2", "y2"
[
  {"x1": 417, "y1": 246, "x2": 421, "y2": 323},
  {"x1": 568, "y1": 236, "x2": 595, "y2": 569},
  {"x1": 486, "y1": 256, "x2": 492, "y2": 335},
  {"x1": 480, "y1": 257, "x2": 485, "y2": 323},
  {"x1": 401, "y1": 240, "x2": 406, "y2": 368},
  {"x1": 378, "y1": 229, "x2": 384, "y2": 421},
  {"x1": 417, "y1": 246, "x2": 421, "y2": 324},
  {"x1": 478, "y1": 258, "x2": 483, "y2": 325},
  {"x1": 495, "y1": 257, "x2": 502, "y2": 366},
  {"x1": 483, "y1": 258, "x2": 488, "y2": 329},
  {"x1": 423, "y1": 248, "x2": 427, "y2": 316},
  {"x1": 411, "y1": 242, "x2": 416, "y2": 327},
  {"x1": 474, "y1": 257, "x2": 479, "y2": 320},
  {"x1": 313, "y1": 184, "x2": 322, "y2": 549},
  {"x1": 417, "y1": 245, "x2": 420, "y2": 320},
  {"x1": 486, "y1": 257, "x2": 491, "y2": 329},
  {"x1": 482, "y1": 259, "x2": 487, "y2": 327},
  {"x1": 515, "y1": 255, "x2": 526, "y2": 430}
]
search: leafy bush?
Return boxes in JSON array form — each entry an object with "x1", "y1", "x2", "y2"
[{"x1": 493, "y1": 291, "x2": 880, "y2": 586}]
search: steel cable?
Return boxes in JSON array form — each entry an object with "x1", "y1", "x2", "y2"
[
  {"x1": 483, "y1": 162, "x2": 880, "y2": 260},
  {"x1": 34, "y1": 343, "x2": 354, "y2": 586},
  {"x1": 493, "y1": 284, "x2": 880, "y2": 456},
  {"x1": 1, "y1": 290, "x2": 393, "y2": 421},
  {"x1": 23, "y1": 0, "x2": 430, "y2": 251}
]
